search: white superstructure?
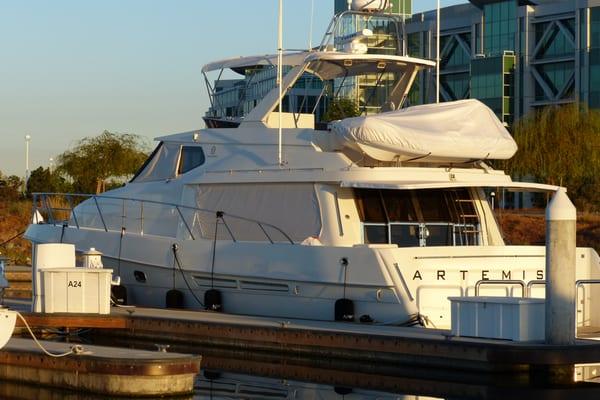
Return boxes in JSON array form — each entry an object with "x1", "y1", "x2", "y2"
[{"x1": 25, "y1": 11, "x2": 599, "y2": 330}]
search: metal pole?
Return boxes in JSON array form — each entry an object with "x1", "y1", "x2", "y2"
[
  {"x1": 436, "y1": 0, "x2": 440, "y2": 103},
  {"x1": 24, "y1": 134, "x2": 31, "y2": 192},
  {"x1": 277, "y1": 0, "x2": 284, "y2": 166},
  {"x1": 545, "y1": 188, "x2": 576, "y2": 345},
  {"x1": 402, "y1": 0, "x2": 406, "y2": 55},
  {"x1": 308, "y1": 0, "x2": 314, "y2": 50}
]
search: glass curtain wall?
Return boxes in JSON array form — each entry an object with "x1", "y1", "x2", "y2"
[{"x1": 483, "y1": 0, "x2": 517, "y2": 56}]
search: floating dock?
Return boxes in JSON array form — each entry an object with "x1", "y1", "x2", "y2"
[
  {"x1": 0, "y1": 337, "x2": 201, "y2": 397},
  {"x1": 11, "y1": 304, "x2": 600, "y2": 383}
]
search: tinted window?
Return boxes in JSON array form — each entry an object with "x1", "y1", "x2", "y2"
[
  {"x1": 364, "y1": 225, "x2": 388, "y2": 244},
  {"x1": 355, "y1": 188, "x2": 479, "y2": 247},
  {"x1": 178, "y1": 146, "x2": 205, "y2": 175},
  {"x1": 355, "y1": 189, "x2": 386, "y2": 223},
  {"x1": 381, "y1": 190, "x2": 416, "y2": 222}
]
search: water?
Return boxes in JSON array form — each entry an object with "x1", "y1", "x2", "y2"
[{"x1": 4, "y1": 337, "x2": 600, "y2": 400}]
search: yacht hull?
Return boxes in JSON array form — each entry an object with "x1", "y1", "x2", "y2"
[
  {"x1": 25, "y1": 224, "x2": 419, "y2": 324},
  {"x1": 25, "y1": 223, "x2": 600, "y2": 329}
]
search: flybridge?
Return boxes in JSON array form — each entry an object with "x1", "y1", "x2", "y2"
[{"x1": 203, "y1": 9, "x2": 424, "y2": 129}]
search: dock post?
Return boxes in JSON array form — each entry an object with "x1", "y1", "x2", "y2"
[
  {"x1": 541, "y1": 188, "x2": 577, "y2": 384},
  {"x1": 545, "y1": 187, "x2": 576, "y2": 346}
]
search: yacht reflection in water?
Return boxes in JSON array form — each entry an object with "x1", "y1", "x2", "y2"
[{"x1": 196, "y1": 371, "x2": 439, "y2": 400}]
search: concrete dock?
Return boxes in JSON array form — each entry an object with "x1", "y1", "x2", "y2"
[{"x1": 0, "y1": 337, "x2": 201, "y2": 397}]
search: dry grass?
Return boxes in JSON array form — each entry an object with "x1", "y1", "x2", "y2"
[
  {"x1": 0, "y1": 200, "x2": 32, "y2": 265},
  {"x1": 496, "y1": 209, "x2": 600, "y2": 253}
]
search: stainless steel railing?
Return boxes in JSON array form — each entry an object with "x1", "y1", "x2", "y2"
[
  {"x1": 474, "y1": 279, "x2": 526, "y2": 297},
  {"x1": 32, "y1": 192, "x2": 295, "y2": 244}
]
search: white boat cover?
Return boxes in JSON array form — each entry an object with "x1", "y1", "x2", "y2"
[{"x1": 330, "y1": 99, "x2": 517, "y2": 163}]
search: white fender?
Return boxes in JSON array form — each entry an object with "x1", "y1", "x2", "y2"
[{"x1": 0, "y1": 309, "x2": 16, "y2": 349}]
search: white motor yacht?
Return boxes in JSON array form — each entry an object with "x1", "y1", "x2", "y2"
[{"x1": 25, "y1": 10, "x2": 599, "y2": 329}]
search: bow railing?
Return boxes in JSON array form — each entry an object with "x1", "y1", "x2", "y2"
[{"x1": 31, "y1": 193, "x2": 295, "y2": 244}]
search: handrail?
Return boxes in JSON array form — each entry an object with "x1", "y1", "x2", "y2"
[
  {"x1": 472, "y1": 279, "x2": 600, "y2": 298},
  {"x1": 576, "y1": 280, "x2": 600, "y2": 288},
  {"x1": 318, "y1": 10, "x2": 404, "y2": 54},
  {"x1": 526, "y1": 280, "x2": 546, "y2": 297},
  {"x1": 32, "y1": 192, "x2": 295, "y2": 245},
  {"x1": 474, "y1": 279, "x2": 526, "y2": 297}
]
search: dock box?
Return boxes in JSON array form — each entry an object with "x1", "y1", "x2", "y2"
[
  {"x1": 449, "y1": 296, "x2": 545, "y2": 341},
  {"x1": 40, "y1": 268, "x2": 112, "y2": 314}
]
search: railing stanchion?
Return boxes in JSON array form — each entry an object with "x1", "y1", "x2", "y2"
[
  {"x1": 42, "y1": 195, "x2": 55, "y2": 226},
  {"x1": 140, "y1": 201, "x2": 144, "y2": 235},
  {"x1": 175, "y1": 206, "x2": 195, "y2": 240},
  {"x1": 258, "y1": 223, "x2": 274, "y2": 244},
  {"x1": 121, "y1": 199, "x2": 126, "y2": 232},
  {"x1": 93, "y1": 196, "x2": 108, "y2": 232},
  {"x1": 67, "y1": 194, "x2": 80, "y2": 229}
]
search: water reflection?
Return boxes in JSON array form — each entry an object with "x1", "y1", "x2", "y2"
[
  {"x1": 195, "y1": 371, "x2": 439, "y2": 399},
  {"x1": 4, "y1": 332, "x2": 600, "y2": 400}
]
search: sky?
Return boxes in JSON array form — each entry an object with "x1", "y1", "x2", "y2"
[{"x1": 0, "y1": 0, "x2": 467, "y2": 177}]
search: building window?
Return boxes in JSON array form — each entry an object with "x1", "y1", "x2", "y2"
[
  {"x1": 590, "y1": 7, "x2": 600, "y2": 107},
  {"x1": 483, "y1": 0, "x2": 517, "y2": 56}
]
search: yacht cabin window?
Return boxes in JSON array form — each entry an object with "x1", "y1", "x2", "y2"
[
  {"x1": 132, "y1": 142, "x2": 205, "y2": 182},
  {"x1": 354, "y1": 188, "x2": 480, "y2": 247},
  {"x1": 178, "y1": 146, "x2": 205, "y2": 175},
  {"x1": 194, "y1": 183, "x2": 321, "y2": 243}
]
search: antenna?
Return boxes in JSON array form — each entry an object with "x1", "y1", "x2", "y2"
[
  {"x1": 277, "y1": 0, "x2": 284, "y2": 165},
  {"x1": 436, "y1": 0, "x2": 440, "y2": 104},
  {"x1": 308, "y1": 0, "x2": 315, "y2": 49}
]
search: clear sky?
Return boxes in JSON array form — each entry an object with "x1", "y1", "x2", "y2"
[{"x1": 0, "y1": 0, "x2": 467, "y2": 177}]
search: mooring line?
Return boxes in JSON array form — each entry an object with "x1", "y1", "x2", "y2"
[{"x1": 14, "y1": 311, "x2": 83, "y2": 358}]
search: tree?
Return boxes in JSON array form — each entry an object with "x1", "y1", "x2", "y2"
[
  {"x1": 26, "y1": 167, "x2": 71, "y2": 196},
  {"x1": 56, "y1": 131, "x2": 149, "y2": 194},
  {"x1": 505, "y1": 104, "x2": 600, "y2": 211},
  {"x1": 0, "y1": 173, "x2": 24, "y2": 201},
  {"x1": 322, "y1": 97, "x2": 361, "y2": 122}
]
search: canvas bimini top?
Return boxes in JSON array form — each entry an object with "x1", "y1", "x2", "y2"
[{"x1": 201, "y1": 51, "x2": 516, "y2": 165}]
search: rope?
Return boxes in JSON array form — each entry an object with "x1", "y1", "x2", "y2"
[
  {"x1": 172, "y1": 244, "x2": 205, "y2": 307},
  {"x1": 15, "y1": 311, "x2": 82, "y2": 358},
  {"x1": 0, "y1": 231, "x2": 25, "y2": 248},
  {"x1": 59, "y1": 223, "x2": 67, "y2": 243},
  {"x1": 210, "y1": 213, "x2": 220, "y2": 289},
  {"x1": 117, "y1": 227, "x2": 125, "y2": 275}
]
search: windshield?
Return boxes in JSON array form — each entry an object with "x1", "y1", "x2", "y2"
[{"x1": 354, "y1": 188, "x2": 481, "y2": 247}]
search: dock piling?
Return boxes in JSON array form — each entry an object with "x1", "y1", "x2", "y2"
[{"x1": 545, "y1": 188, "x2": 577, "y2": 346}]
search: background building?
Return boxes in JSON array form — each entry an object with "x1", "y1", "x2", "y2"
[
  {"x1": 405, "y1": 0, "x2": 600, "y2": 125},
  {"x1": 208, "y1": 0, "x2": 600, "y2": 127}
]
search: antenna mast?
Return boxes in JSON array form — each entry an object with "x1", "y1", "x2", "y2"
[
  {"x1": 436, "y1": 0, "x2": 440, "y2": 103},
  {"x1": 277, "y1": 0, "x2": 284, "y2": 165},
  {"x1": 309, "y1": 0, "x2": 315, "y2": 49}
]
